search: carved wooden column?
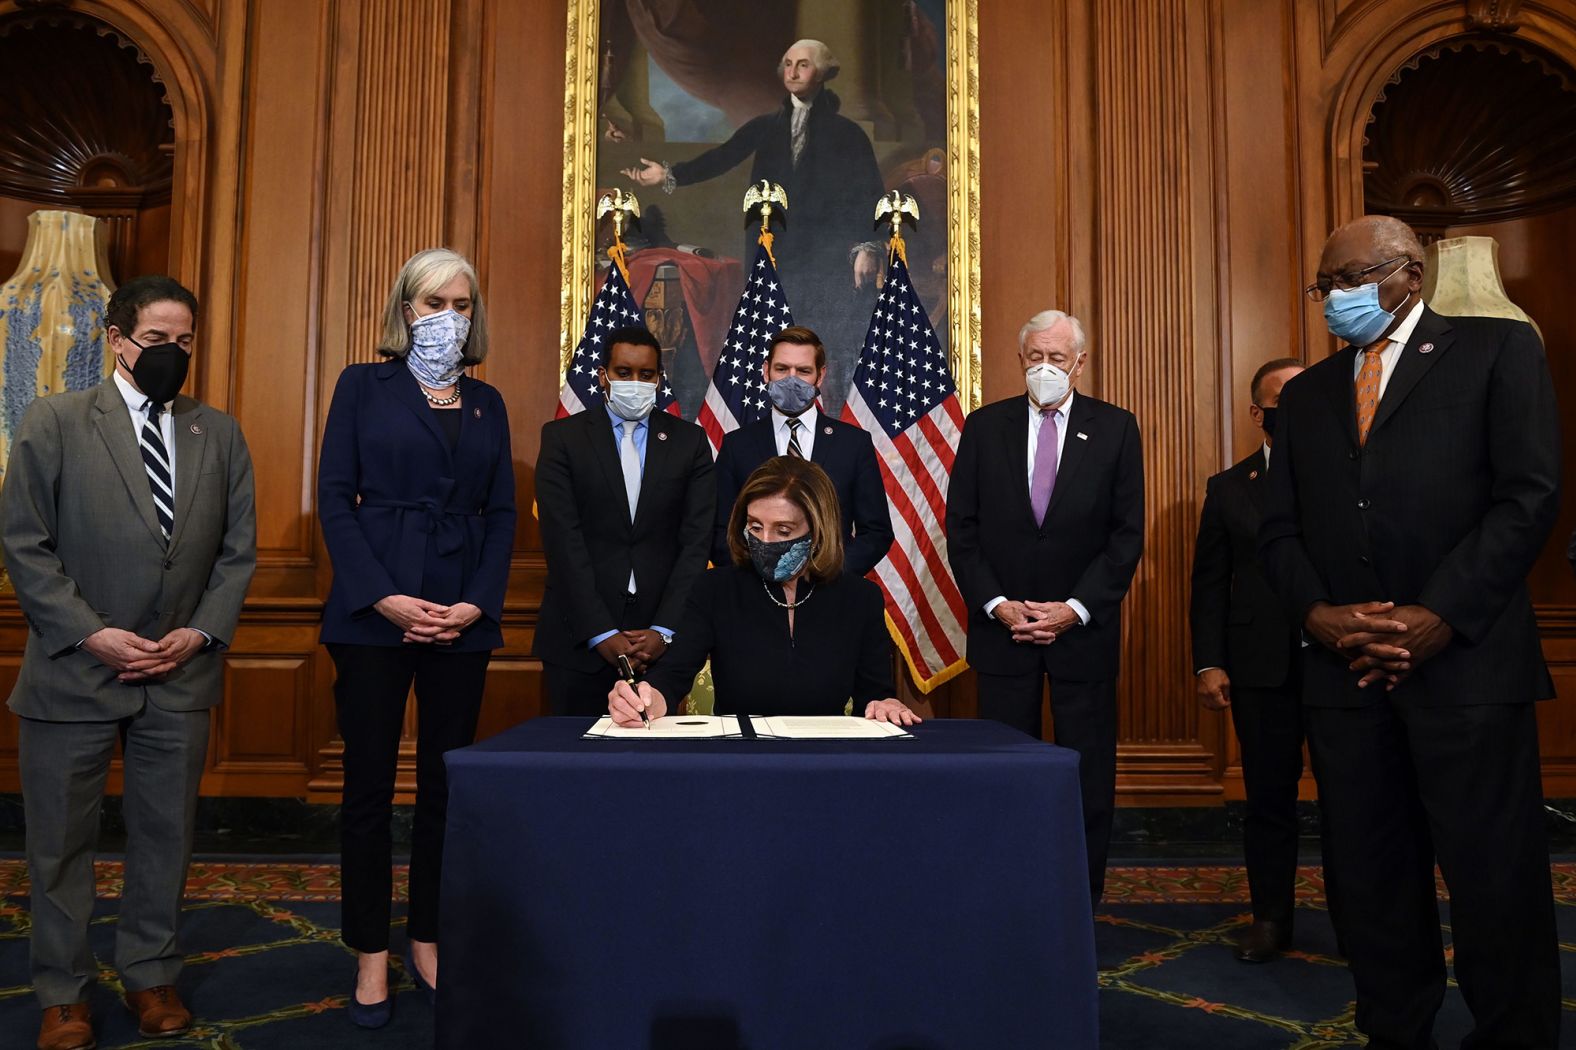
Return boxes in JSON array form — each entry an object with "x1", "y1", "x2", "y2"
[{"x1": 1092, "y1": 0, "x2": 1223, "y2": 800}]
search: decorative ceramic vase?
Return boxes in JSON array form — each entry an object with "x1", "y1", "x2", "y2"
[
  {"x1": 0, "y1": 209, "x2": 116, "y2": 589},
  {"x1": 1422, "y1": 235, "x2": 1541, "y2": 343}
]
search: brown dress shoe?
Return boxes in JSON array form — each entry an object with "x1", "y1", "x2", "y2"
[
  {"x1": 37, "y1": 1003, "x2": 94, "y2": 1050},
  {"x1": 124, "y1": 986, "x2": 192, "y2": 1038},
  {"x1": 1233, "y1": 919, "x2": 1292, "y2": 963}
]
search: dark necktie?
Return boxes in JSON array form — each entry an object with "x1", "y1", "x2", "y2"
[
  {"x1": 786, "y1": 417, "x2": 805, "y2": 459},
  {"x1": 141, "y1": 400, "x2": 174, "y2": 541}
]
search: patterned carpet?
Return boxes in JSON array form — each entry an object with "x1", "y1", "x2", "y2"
[{"x1": 0, "y1": 860, "x2": 1571, "y2": 1048}]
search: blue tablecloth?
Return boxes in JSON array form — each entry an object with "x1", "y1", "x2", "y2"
[{"x1": 438, "y1": 717, "x2": 1097, "y2": 1049}]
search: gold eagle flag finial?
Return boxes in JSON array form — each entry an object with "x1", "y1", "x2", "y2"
[
  {"x1": 596, "y1": 189, "x2": 641, "y2": 282},
  {"x1": 742, "y1": 180, "x2": 789, "y2": 267},
  {"x1": 873, "y1": 190, "x2": 920, "y2": 266}
]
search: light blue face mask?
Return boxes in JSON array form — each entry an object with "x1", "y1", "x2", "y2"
[{"x1": 1322, "y1": 261, "x2": 1410, "y2": 347}]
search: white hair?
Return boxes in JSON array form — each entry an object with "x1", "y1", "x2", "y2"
[
  {"x1": 1018, "y1": 310, "x2": 1087, "y2": 353},
  {"x1": 780, "y1": 39, "x2": 840, "y2": 81}
]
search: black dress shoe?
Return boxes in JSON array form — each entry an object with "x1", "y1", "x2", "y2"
[{"x1": 1234, "y1": 920, "x2": 1291, "y2": 963}]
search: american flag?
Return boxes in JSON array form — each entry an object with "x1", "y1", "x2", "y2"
[
  {"x1": 840, "y1": 251, "x2": 969, "y2": 690},
  {"x1": 556, "y1": 262, "x2": 680, "y2": 418},
  {"x1": 695, "y1": 242, "x2": 794, "y2": 451}
]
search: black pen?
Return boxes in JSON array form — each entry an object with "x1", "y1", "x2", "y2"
[{"x1": 616, "y1": 654, "x2": 650, "y2": 730}]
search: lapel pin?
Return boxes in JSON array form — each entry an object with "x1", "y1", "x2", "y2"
[
  {"x1": 657, "y1": 431, "x2": 668, "y2": 441},
  {"x1": 823, "y1": 426, "x2": 833, "y2": 435},
  {"x1": 1076, "y1": 432, "x2": 1088, "y2": 441},
  {"x1": 1249, "y1": 469, "x2": 1259, "y2": 480},
  {"x1": 189, "y1": 423, "x2": 202, "y2": 435},
  {"x1": 1417, "y1": 342, "x2": 1434, "y2": 354},
  {"x1": 473, "y1": 407, "x2": 481, "y2": 418}
]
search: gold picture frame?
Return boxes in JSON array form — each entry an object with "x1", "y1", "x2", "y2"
[{"x1": 557, "y1": 0, "x2": 981, "y2": 412}]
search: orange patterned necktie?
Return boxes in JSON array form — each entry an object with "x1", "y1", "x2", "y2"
[{"x1": 1355, "y1": 343, "x2": 1385, "y2": 446}]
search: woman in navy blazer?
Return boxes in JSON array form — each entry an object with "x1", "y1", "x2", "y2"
[{"x1": 318, "y1": 248, "x2": 515, "y2": 1026}]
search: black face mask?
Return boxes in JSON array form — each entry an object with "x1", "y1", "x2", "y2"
[
  {"x1": 1258, "y1": 406, "x2": 1278, "y2": 437},
  {"x1": 119, "y1": 337, "x2": 191, "y2": 405}
]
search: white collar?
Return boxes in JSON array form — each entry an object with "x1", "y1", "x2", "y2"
[
  {"x1": 789, "y1": 91, "x2": 815, "y2": 113},
  {"x1": 1384, "y1": 297, "x2": 1426, "y2": 348},
  {"x1": 1262, "y1": 441, "x2": 1272, "y2": 468},
  {"x1": 772, "y1": 404, "x2": 819, "y2": 431},
  {"x1": 1030, "y1": 389, "x2": 1075, "y2": 419},
  {"x1": 113, "y1": 368, "x2": 171, "y2": 414}
]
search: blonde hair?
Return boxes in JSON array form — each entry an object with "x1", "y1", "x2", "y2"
[
  {"x1": 377, "y1": 248, "x2": 490, "y2": 364},
  {"x1": 726, "y1": 457, "x2": 846, "y2": 584}
]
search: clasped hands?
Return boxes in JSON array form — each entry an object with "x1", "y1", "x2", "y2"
[
  {"x1": 1304, "y1": 600, "x2": 1454, "y2": 691},
  {"x1": 374, "y1": 595, "x2": 482, "y2": 644},
  {"x1": 607, "y1": 681, "x2": 922, "y2": 728},
  {"x1": 594, "y1": 629, "x2": 668, "y2": 674},
  {"x1": 84, "y1": 626, "x2": 206, "y2": 683},
  {"x1": 994, "y1": 600, "x2": 1081, "y2": 645}
]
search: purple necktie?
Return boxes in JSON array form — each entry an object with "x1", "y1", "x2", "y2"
[{"x1": 1030, "y1": 409, "x2": 1059, "y2": 525}]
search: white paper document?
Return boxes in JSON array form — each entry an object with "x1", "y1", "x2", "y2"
[
  {"x1": 584, "y1": 715, "x2": 735, "y2": 739},
  {"x1": 583, "y1": 715, "x2": 912, "y2": 740}
]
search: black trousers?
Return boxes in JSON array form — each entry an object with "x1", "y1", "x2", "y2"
[
  {"x1": 328, "y1": 643, "x2": 489, "y2": 953},
  {"x1": 1230, "y1": 679, "x2": 1305, "y2": 926},
  {"x1": 1306, "y1": 697, "x2": 1560, "y2": 1050},
  {"x1": 976, "y1": 671, "x2": 1116, "y2": 904},
  {"x1": 543, "y1": 660, "x2": 621, "y2": 718}
]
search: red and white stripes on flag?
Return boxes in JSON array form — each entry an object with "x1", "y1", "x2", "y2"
[
  {"x1": 556, "y1": 261, "x2": 681, "y2": 419},
  {"x1": 840, "y1": 251, "x2": 969, "y2": 691},
  {"x1": 695, "y1": 241, "x2": 794, "y2": 453}
]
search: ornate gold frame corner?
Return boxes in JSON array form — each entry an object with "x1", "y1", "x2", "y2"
[{"x1": 559, "y1": 0, "x2": 983, "y2": 411}]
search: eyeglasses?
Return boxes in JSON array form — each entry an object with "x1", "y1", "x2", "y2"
[{"x1": 1304, "y1": 256, "x2": 1408, "y2": 302}]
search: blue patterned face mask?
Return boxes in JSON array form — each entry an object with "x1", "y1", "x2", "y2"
[
  {"x1": 406, "y1": 307, "x2": 471, "y2": 388},
  {"x1": 744, "y1": 530, "x2": 812, "y2": 583},
  {"x1": 1322, "y1": 261, "x2": 1408, "y2": 347}
]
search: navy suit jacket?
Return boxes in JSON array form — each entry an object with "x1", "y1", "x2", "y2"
[
  {"x1": 946, "y1": 393, "x2": 1145, "y2": 679},
  {"x1": 318, "y1": 361, "x2": 517, "y2": 651},
  {"x1": 1258, "y1": 307, "x2": 1558, "y2": 707},
  {"x1": 1189, "y1": 447, "x2": 1298, "y2": 689},
  {"x1": 532, "y1": 406, "x2": 715, "y2": 674},
  {"x1": 712, "y1": 414, "x2": 893, "y2": 577}
]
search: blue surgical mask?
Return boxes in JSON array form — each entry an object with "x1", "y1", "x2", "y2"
[
  {"x1": 766, "y1": 375, "x2": 819, "y2": 416},
  {"x1": 1322, "y1": 263, "x2": 1409, "y2": 347}
]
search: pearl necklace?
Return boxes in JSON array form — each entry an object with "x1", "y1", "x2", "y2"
[
  {"x1": 422, "y1": 385, "x2": 461, "y2": 406},
  {"x1": 762, "y1": 577, "x2": 815, "y2": 609}
]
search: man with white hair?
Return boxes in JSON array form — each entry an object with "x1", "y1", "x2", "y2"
[
  {"x1": 623, "y1": 38, "x2": 884, "y2": 409},
  {"x1": 946, "y1": 310, "x2": 1145, "y2": 905}
]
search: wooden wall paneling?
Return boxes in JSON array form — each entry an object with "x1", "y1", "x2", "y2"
[{"x1": 1091, "y1": 0, "x2": 1223, "y2": 802}]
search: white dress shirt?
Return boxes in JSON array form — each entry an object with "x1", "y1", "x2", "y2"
[
  {"x1": 1352, "y1": 297, "x2": 1424, "y2": 400},
  {"x1": 771, "y1": 405, "x2": 819, "y2": 459},
  {"x1": 789, "y1": 92, "x2": 812, "y2": 165},
  {"x1": 984, "y1": 391, "x2": 1090, "y2": 627},
  {"x1": 114, "y1": 368, "x2": 176, "y2": 481}
]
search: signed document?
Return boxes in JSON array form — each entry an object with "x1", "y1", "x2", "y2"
[{"x1": 584, "y1": 715, "x2": 912, "y2": 740}]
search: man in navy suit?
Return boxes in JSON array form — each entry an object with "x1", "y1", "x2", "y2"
[
  {"x1": 1260, "y1": 215, "x2": 1560, "y2": 1048},
  {"x1": 946, "y1": 310, "x2": 1145, "y2": 904},
  {"x1": 534, "y1": 327, "x2": 715, "y2": 716},
  {"x1": 713, "y1": 325, "x2": 892, "y2": 577},
  {"x1": 1190, "y1": 357, "x2": 1309, "y2": 962}
]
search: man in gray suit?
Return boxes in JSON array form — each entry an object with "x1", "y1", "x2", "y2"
[{"x1": 1, "y1": 275, "x2": 256, "y2": 1050}]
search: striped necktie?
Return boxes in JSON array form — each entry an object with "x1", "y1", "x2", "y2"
[
  {"x1": 786, "y1": 417, "x2": 805, "y2": 458},
  {"x1": 140, "y1": 400, "x2": 174, "y2": 541}
]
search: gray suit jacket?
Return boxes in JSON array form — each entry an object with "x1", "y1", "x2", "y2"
[{"x1": 1, "y1": 380, "x2": 257, "y2": 720}]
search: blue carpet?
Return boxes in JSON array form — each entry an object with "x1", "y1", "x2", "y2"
[{"x1": 0, "y1": 860, "x2": 1570, "y2": 1048}]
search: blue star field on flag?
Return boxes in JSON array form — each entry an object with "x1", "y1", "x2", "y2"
[
  {"x1": 849, "y1": 254, "x2": 955, "y2": 438},
  {"x1": 706, "y1": 243, "x2": 794, "y2": 428},
  {"x1": 558, "y1": 262, "x2": 677, "y2": 416}
]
